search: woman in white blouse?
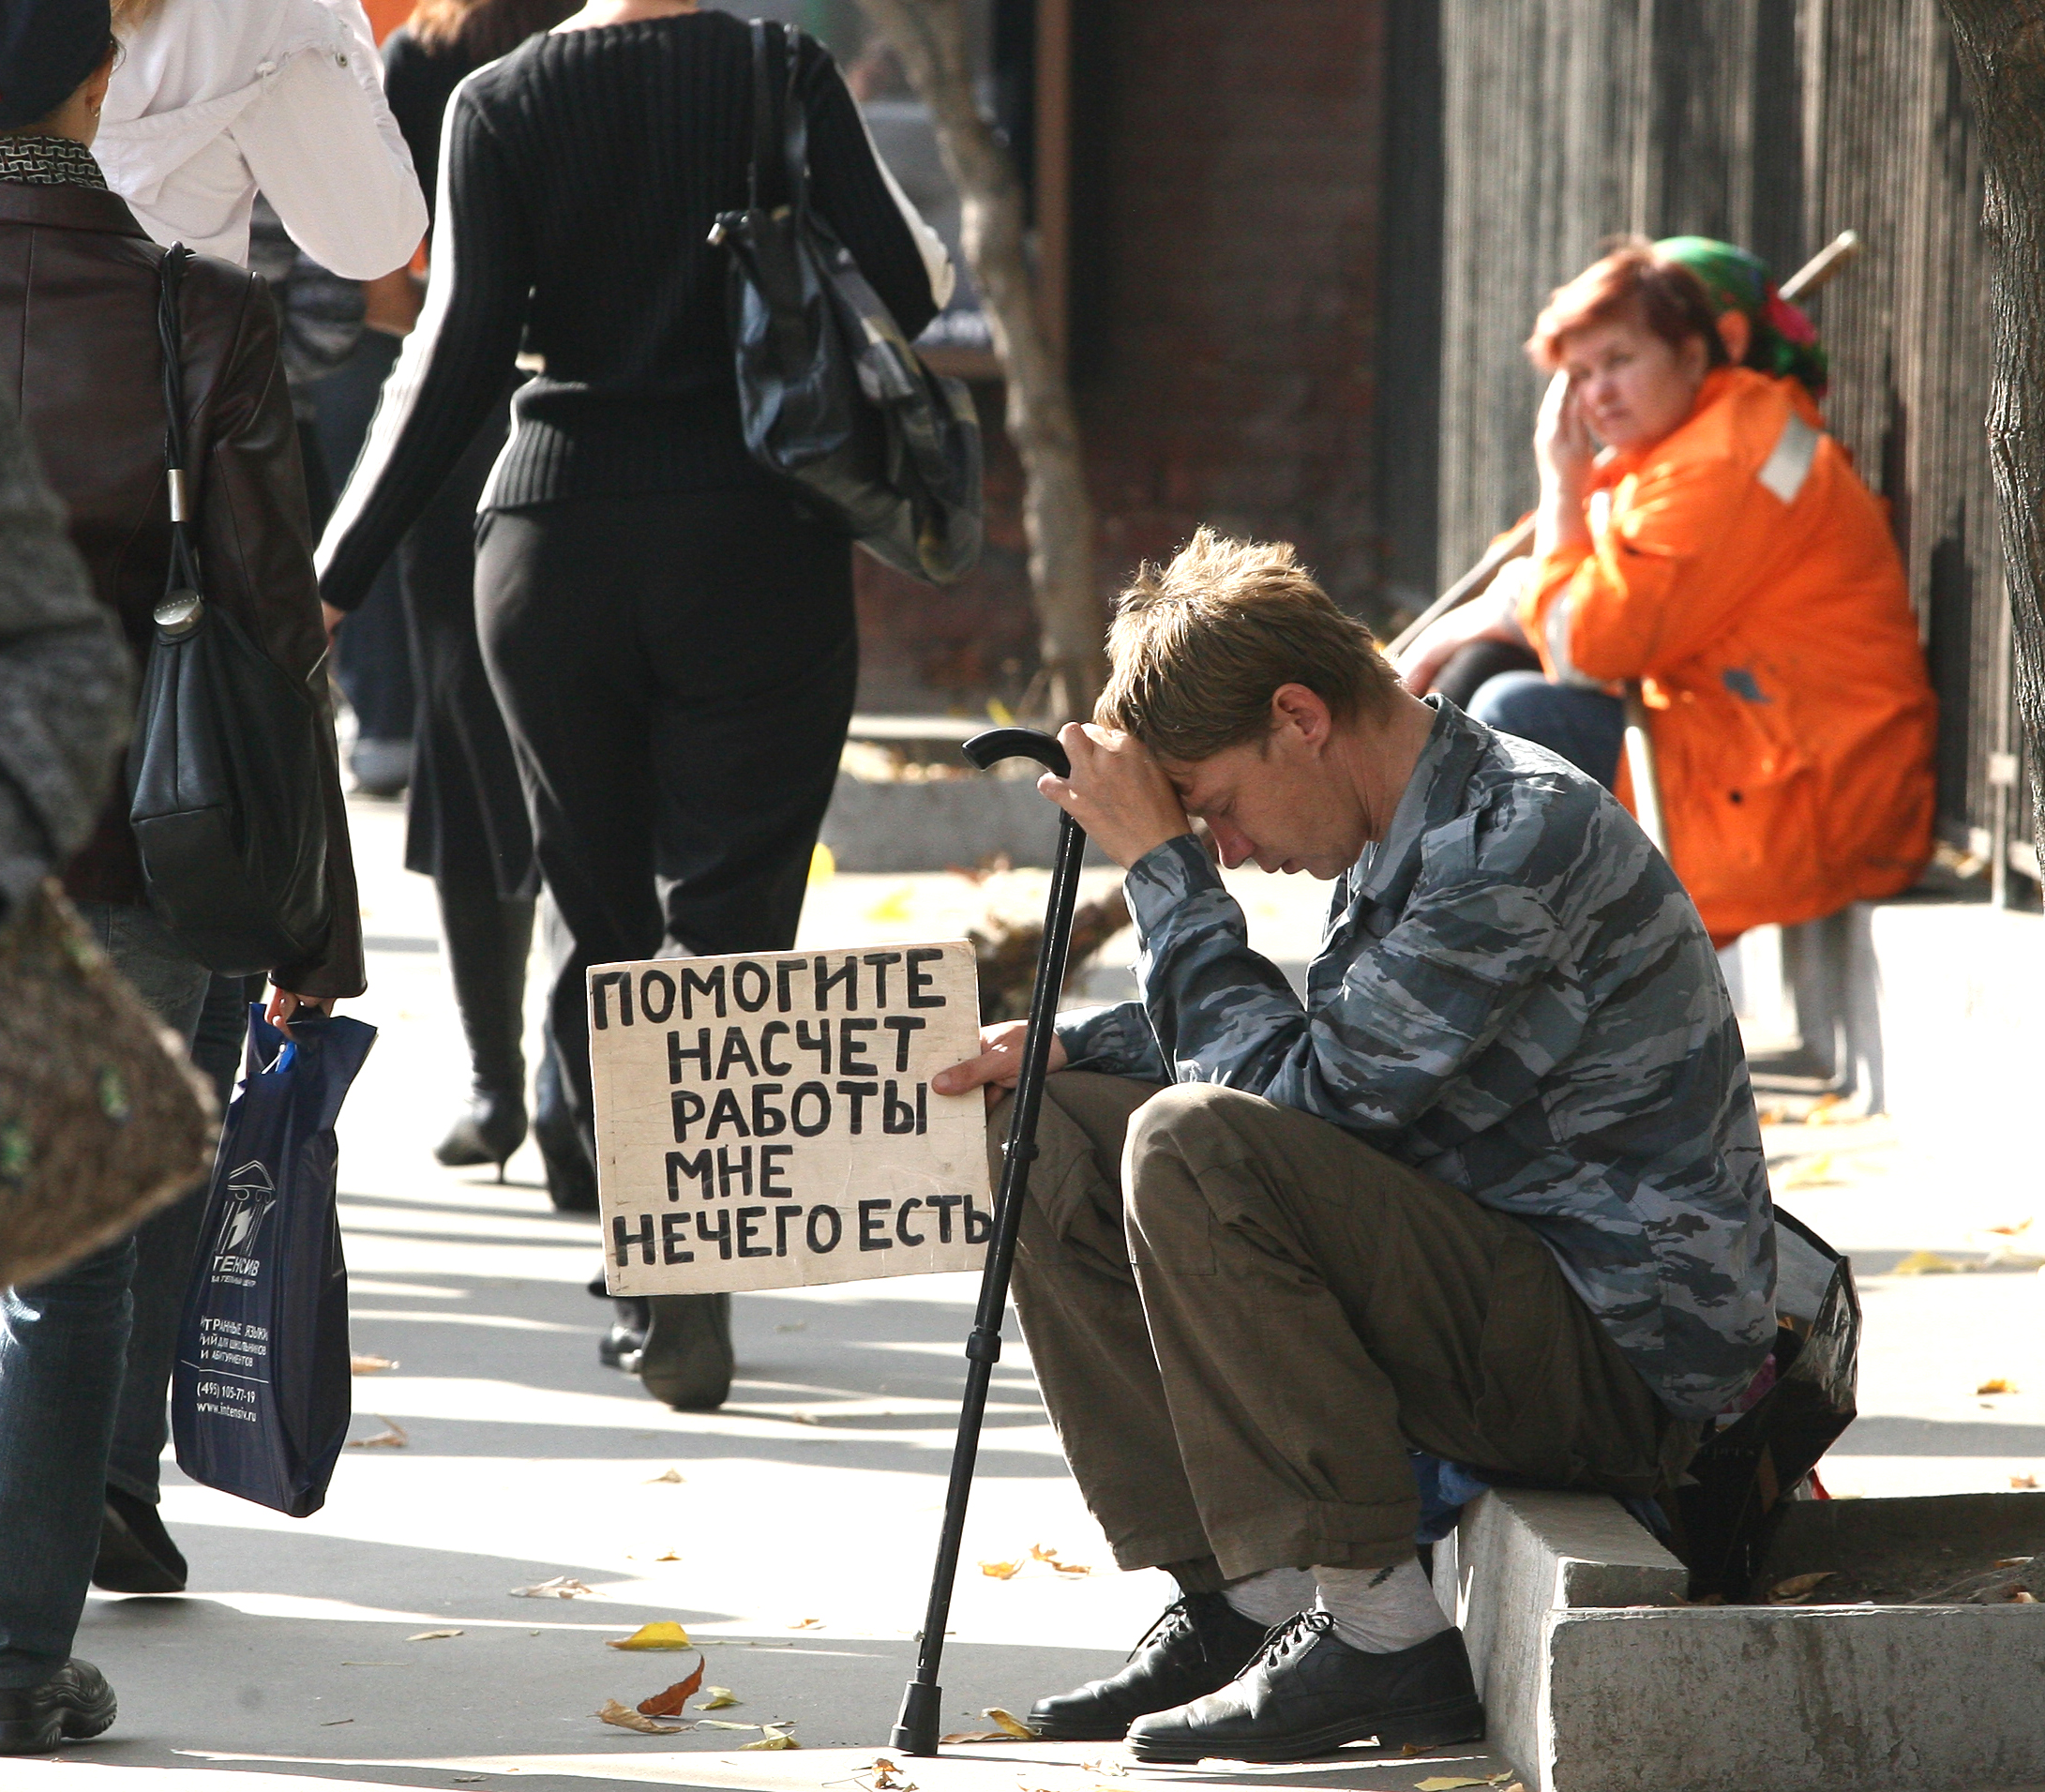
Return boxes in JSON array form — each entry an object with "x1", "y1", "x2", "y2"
[{"x1": 98, "y1": 0, "x2": 426, "y2": 278}]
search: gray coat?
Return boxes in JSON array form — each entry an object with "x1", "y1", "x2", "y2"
[{"x1": 0, "y1": 394, "x2": 132, "y2": 917}]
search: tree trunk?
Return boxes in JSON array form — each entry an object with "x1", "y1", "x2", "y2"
[
  {"x1": 1936, "y1": 0, "x2": 2045, "y2": 846},
  {"x1": 852, "y1": 0, "x2": 1104, "y2": 720}
]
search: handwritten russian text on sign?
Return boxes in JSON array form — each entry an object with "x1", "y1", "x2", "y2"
[{"x1": 589, "y1": 941, "x2": 990, "y2": 1295}]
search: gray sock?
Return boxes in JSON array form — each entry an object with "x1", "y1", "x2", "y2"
[
  {"x1": 1314, "y1": 1559, "x2": 1451, "y2": 1653},
  {"x1": 1220, "y1": 1565, "x2": 1317, "y2": 1628}
]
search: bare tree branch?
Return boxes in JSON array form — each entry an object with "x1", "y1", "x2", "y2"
[{"x1": 854, "y1": 0, "x2": 1104, "y2": 719}]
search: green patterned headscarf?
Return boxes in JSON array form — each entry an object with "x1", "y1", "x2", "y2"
[{"x1": 1655, "y1": 236, "x2": 1828, "y2": 398}]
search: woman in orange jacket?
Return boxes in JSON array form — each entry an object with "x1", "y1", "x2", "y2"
[{"x1": 1398, "y1": 238, "x2": 1935, "y2": 942}]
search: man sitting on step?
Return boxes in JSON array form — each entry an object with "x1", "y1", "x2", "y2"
[{"x1": 935, "y1": 528, "x2": 1775, "y2": 1764}]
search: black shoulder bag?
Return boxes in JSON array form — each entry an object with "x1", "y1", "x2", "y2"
[
  {"x1": 712, "y1": 21, "x2": 984, "y2": 585},
  {"x1": 128, "y1": 245, "x2": 333, "y2": 978}
]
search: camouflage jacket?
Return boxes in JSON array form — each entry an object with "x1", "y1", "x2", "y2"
[{"x1": 1057, "y1": 698, "x2": 1776, "y2": 1420}]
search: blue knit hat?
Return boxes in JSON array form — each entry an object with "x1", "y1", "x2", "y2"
[{"x1": 0, "y1": 0, "x2": 113, "y2": 132}]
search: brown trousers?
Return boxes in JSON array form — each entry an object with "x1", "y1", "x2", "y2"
[{"x1": 1000, "y1": 1074, "x2": 1684, "y2": 1584}]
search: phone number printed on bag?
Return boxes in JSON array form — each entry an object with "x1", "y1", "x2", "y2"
[{"x1": 589, "y1": 940, "x2": 990, "y2": 1295}]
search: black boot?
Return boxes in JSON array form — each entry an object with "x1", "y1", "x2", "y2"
[
  {"x1": 534, "y1": 1034, "x2": 599, "y2": 1213},
  {"x1": 93, "y1": 1486, "x2": 187, "y2": 1594},
  {"x1": 601, "y1": 1294, "x2": 649, "y2": 1370},
  {"x1": 1028, "y1": 1592, "x2": 1271, "y2": 1740},
  {"x1": 637, "y1": 1293, "x2": 733, "y2": 1410},
  {"x1": 1126, "y1": 1610, "x2": 1483, "y2": 1763},
  {"x1": 432, "y1": 884, "x2": 533, "y2": 1178}
]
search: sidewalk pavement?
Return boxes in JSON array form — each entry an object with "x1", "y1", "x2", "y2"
[{"x1": 36, "y1": 794, "x2": 2044, "y2": 1791}]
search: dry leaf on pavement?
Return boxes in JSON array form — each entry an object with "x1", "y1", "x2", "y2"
[
  {"x1": 1414, "y1": 1778, "x2": 1493, "y2": 1790},
  {"x1": 1988, "y1": 1218, "x2": 2036, "y2": 1236},
  {"x1": 1767, "y1": 1572, "x2": 1838, "y2": 1604},
  {"x1": 598, "y1": 1697, "x2": 685, "y2": 1735},
  {"x1": 407, "y1": 1630, "x2": 462, "y2": 1641},
  {"x1": 740, "y1": 1724, "x2": 800, "y2": 1751},
  {"x1": 983, "y1": 1708, "x2": 1034, "y2": 1739},
  {"x1": 350, "y1": 1354, "x2": 398, "y2": 1374},
  {"x1": 656, "y1": 1551, "x2": 682, "y2": 1561},
  {"x1": 1891, "y1": 1250, "x2": 1963, "y2": 1276},
  {"x1": 699, "y1": 1687, "x2": 740, "y2": 1709},
  {"x1": 608, "y1": 1621, "x2": 693, "y2": 1649},
  {"x1": 646, "y1": 1468, "x2": 685, "y2": 1483},
  {"x1": 638, "y1": 1657, "x2": 705, "y2": 1716},
  {"x1": 512, "y1": 1576, "x2": 597, "y2": 1599},
  {"x1": 347, "y1": 1418, "x2": 408, "y2": 1449},
  {"x1": 1978, "y1": 1378, "x2": 2020, "y2": 1395},
  {"x1": 865, "y1": 1756, "x2": 915, "y2": 1789},
  {"x1": 2013, "y1": 1474, "x2": 2040, "y2": 1490},
  {"x1": 699, "y1": 1719, "x2": 759, "y2": 1731},
  {"x1": 979, "y1": 1560, "x2": 1021, "y2": 1580},
  {"x1": 940, "y1": 1730, "x2": 1023, "y2": 1744},
  {"x1": 788, "y1": 1617, "x2": 823, "y2": 1629}
]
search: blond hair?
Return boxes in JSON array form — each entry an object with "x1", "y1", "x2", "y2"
[{"x1": 1095, "y1": 527, "x2": 1400, "y2": 760}]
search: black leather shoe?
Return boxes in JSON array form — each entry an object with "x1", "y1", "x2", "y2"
[
  {"x1": 1028, "y1": 1592, "x2": 1271, "y2": 1740},
  {"x1": 601, "y1": 1296, "x2": 649, "y2": 1370},
  {"x1": 0, "y1": 1660, "x2": 117, "y2": 1753},
  {"x1": 1127, "y1": 1611, "x2": 1483, "y2": 1763},
  {"x1": 637, "y1": 1293, "x2": 733, "y2": 1410},
  {"x1": 93, "y1": 1486, "x2": 188, "y2": 1594}
]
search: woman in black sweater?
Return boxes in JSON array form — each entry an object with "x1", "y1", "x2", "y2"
[
  {"x1": 376, "y1": 0, "x2": 568, "y2": 1196},
  {"x1": 318, "y1": 0, "x2": 947, "y2": 1410}
]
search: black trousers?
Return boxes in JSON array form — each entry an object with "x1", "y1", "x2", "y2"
[{"x1": 474, "y1": 488, "x2": 857, "y2": 1173}]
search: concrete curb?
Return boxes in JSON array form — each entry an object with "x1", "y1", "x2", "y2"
[
  {"x1": 1446, "y1": 1486, "x2": 2045, "y2": 1791},
  {"x1": 820, "y1": 775, "x2": 1110, "y2": 871}
]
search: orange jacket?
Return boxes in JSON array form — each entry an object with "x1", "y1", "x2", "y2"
[{"x1": 1519, "y1": 367, "x2": 1935, "y2": 941}]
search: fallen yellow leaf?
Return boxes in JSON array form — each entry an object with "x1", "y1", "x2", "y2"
[
  {"x1": 1415, "y1": 1778, "x2": 1494, "y2": 1790},
  {"x1": 350, "y1": 1354, "x2": 398, "y2": 1374},
  {"x1": 347, "y1": 1418, "x2": 408, "y2": 1449},
  {"x1": 1988, "y1": 1218, "x2": 2036, "y2": 1237},
  {"x1": 1767, "y1": 1572, "x2": 1838, "y2": 1604},
  {"x1": 979, "y1": 1560, "x2": 1021, "y2": 1580},
  {"x1": 1891, "y1": 1250, "x2": 1964, "y2": 1275},
  {"x1": 1978, "y1": 1378, "x2": 2020, "y2": 1395},
  {"x1": 645, "y1": 1468, "x2": 685, "y2": 1483},
  {"x1": 1779, "y1": 1153, "x2": 1841, "y2": 1190},
  {"x1": 2013, "y1": 1474, "x2": 2040, "y2": 1490},
  {"x1": 407, "y1": 1630, "x2": 462, "y2": 1641},
  {"x1": 1051, "y1": 1561, "x2": 1092, "y2": 1575},
  {"x1": 867, "y1": 1758, "x2": 916, "y2": 1790},
  {"x1": 698, "y1": 1687, "x2": 740, "y2": 1709},
  {"x1": 789, "y1": 1617, "x2": 823, "y2": 1630},
  {"x1": 1802, "y1": 1093, "x2": 1849, "y2": 1126},
  {"x1": 864, "y1": 887, "x2": 916, "y2": 926},
  {"x1": 597, "y1": 1697, "x2": 684, "y2": 1736},
  {"x1": 608, "y1": 1622, "x2": 693, "y2": 1650},
  {"x1": 698, "y1": 1719, "x2": 759, "y2": 1731},
  {"x1": 940, "y1": 1731, "x2": 1023, "y2": 1745},
  {"x1": 2013, "y1": 1590, "x2": 2039, "y2": 1604},
  {"x1": 984, "y1": 1708, "x2": 1035, "y2": 1739},
  {"x1": 741, "y1": 1724, "x2": 800, "y2": 1751}
]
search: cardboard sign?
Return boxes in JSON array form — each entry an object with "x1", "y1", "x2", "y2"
[{"x1": 589, "y1": 941, "x2": 992, "y2": 1296}]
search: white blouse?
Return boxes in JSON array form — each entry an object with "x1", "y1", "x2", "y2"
[{"x1": 98, "y1": 0, "x2": 428, "y2": 278}]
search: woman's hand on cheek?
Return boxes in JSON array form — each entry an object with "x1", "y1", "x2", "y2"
[{"x1": 1534, "y1": 370, "x2": 1595, "y2": 491}]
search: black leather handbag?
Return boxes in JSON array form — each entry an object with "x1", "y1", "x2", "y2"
[
  {"x1": 127, "y1": 245, "x2": 332, "y2": 978},
  {"x1": 712, "y1": 21, "x2": 983, "y2": 585}
]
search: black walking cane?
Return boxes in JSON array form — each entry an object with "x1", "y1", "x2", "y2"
[{"x1": 893, "y1": 726, "x2": 1086, "y2": 1757}]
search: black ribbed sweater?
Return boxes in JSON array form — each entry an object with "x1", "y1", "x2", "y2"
[{"x1": 320, "y1": 10, "x2": 939, "y2": 610}]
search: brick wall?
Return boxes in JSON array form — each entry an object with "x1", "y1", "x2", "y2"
[{"x1": 854, "y1": 1, "x2": 1391, "y2": 714}]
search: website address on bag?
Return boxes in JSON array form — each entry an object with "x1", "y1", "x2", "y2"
[{"x1": 193, "y1": 1379, "x2": 261, "y2": 1423}]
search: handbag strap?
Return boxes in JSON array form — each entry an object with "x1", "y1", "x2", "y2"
[
  {"x1": 155, "y1": 244, "x2": 203, "y2": 632},
  {"x1": 745, "y1": 20, "x2": 808, "y2": 218}
]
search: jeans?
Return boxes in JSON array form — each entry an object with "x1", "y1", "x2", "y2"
[
  {"x1": 104, "y1": 972, "x2": 254, "y2": 1506},
  {"x1": 1466, "y1": 670, "x2": 1626, "y2": 791},
  {"x1": 0, "y1": 903, "x2": 207, "y2": 1688}
]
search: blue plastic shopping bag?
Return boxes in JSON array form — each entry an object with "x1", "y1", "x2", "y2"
[{"x1": 173, "y1": 1005, "x2": 376, "y2": 1516}]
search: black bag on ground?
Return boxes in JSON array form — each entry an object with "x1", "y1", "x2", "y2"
[
  {"x1": 713, "y1": 20, "x2": 982, "y2": 585},
  {"x1": 1677, "y1": 1206, "x2": 1860, "y2": 1598},
  {"x1": 173, "y1": 1006, "x2": 375, "y2": 1517},
  {"x1": 128, "y1": 245, "x2": 333, "y2": 978}
]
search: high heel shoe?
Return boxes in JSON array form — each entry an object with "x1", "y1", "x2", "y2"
[{"x1": 434, "y1": 1087, "x2": 528, "y2": 1180}]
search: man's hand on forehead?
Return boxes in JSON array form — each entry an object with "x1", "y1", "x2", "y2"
[{"x1": 1039, "y1": 722, "x2": 1194, "y2": 870}]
